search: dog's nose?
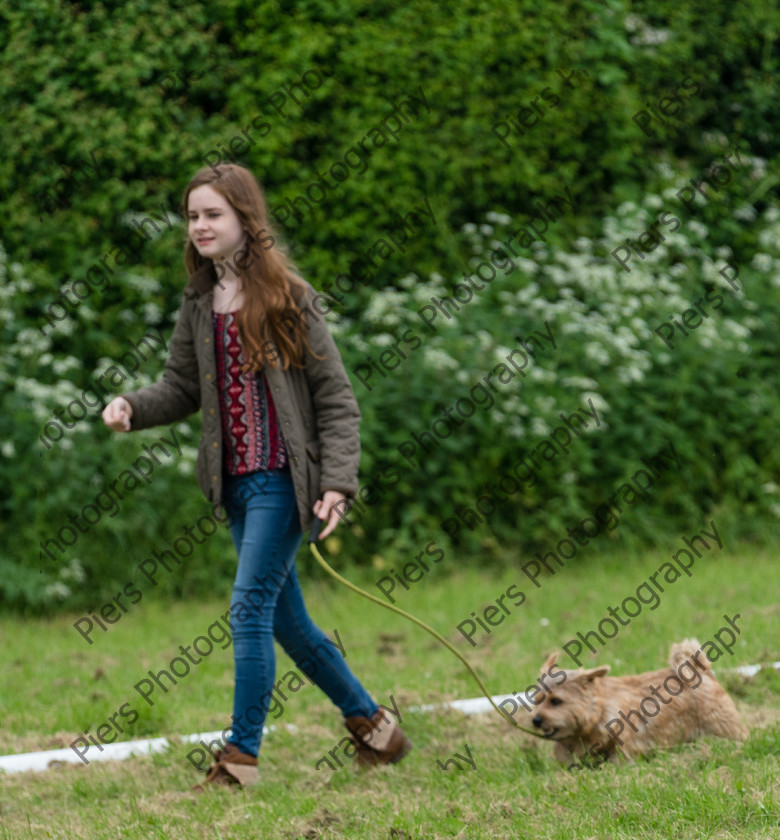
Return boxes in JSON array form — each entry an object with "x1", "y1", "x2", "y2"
[{"x1": 532, "y1": 716, "x2": 543, "y2": 728}]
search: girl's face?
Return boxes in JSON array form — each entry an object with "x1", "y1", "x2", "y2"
[{"x1": 188, "y1": 185, "x2": 247, "y2": 264}]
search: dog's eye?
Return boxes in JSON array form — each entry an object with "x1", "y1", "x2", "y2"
[{"x1": 549, "y1": 697, "x2": 563, "y2": 706}]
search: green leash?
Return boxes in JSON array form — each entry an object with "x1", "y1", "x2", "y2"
[{"x1": 307, "y1": 520, "x2": 545, "y2": 739}]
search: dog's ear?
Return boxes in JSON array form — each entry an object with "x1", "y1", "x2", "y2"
[
  {"x1": 540, "y1": 651, "x2": 558, "y2": 673},
  {"x1": 575, "y1": 665, "x2": 610, "y2": 682}
]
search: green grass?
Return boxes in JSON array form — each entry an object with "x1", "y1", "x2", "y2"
[{"x1": 1, "y1": 543, "x2": 779, "y2": 839}]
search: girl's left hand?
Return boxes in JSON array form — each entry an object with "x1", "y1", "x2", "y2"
[{"x1": 313, "y1": 491, "x2": 348, "y2": 540}]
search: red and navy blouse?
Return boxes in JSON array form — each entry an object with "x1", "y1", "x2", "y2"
[{"x1": 212, "y1": 311, "x2": 288, "y2": 475}]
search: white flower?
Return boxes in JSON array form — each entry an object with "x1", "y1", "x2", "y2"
[
  {"x1": 585, "y1": 343, "x2": 611, "y2": 364},
  {"x1": 616, "y1": 366, "x2": 645, "y2": 384},
  {"x1": 424, "y1": 348, "x2": 458, "y2": 372},
  {"x1": 700, "y1": 130, "x2": 729, "y2": 148},
  {"x1": 734, "y1": 204, "x2": 757, "y2": 222},
  {"x1": 686, "y1": 220, "x2": 708, "y2": 240},
  {"x1": 515, "y1": 282, "x2": 540, "y2": 304},
  {"x1": 44, "y1": 581, "x2": 72, "y2": 600},
  {"x1": 632, "y1": 27, "x2": 670, "y2": 46},
  {"x1": 752, "y1": 253, "x2": 773, "y2": 272},
  {"x1": 143, "y1": 303, "x2": 163, "y2": 322},
  {"x1": 177, "y1": 460, "x2": 194, "y2": 476},
  {"x1": 528, "y1": 366, "x2": 556, "y2": 383},
  {"x1": 124, "y1": 273, "x2": 163, "y2": 294},
  {"x1": 179, "y1": 443, "x2": 197, "y2": 459},
  {"x1": 534, "y1": 396, "x2": 557, "y2": 414},
  {"x1": 486, "y1": 211, "x2": 512, "y2": 225},
  {"x1": 61, "y1": 558, "x2": 86, "y2": 583},
  {"x1": 758, "y1": 227, "x2": 780, "y2": 249},
  {"x1": 52, "y1": 356, "x2": 81, "y2": 375},
  {"x1": 561, "y1": 376, "x2": 599, "y2": 390},
  {"x1": 582, "y1": 392, "x2": 609, "y2": 413},
  {"x1": 624, "y1": 13, "x2": 642, "y2": 31},
  {"x1": 661, "y1": 186, "x2": 683, "y2": 202},
  {"x1": 722, "y1": 318, "x2": 751, "y2": 339},
  {"x1": 746, "y1": 156, "x2": 768, "y2": 178}
]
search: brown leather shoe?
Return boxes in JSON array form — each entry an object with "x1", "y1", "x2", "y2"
[
  {"x1": 192, "y1": 743, "x2": 258, "y2": 792},
  {"x1": 344, "y1": 710, "x2": 413, "y2": 767}
]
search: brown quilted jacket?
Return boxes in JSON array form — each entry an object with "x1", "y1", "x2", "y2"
[{"x1": 122, "y1": 263, "x2": 360, "y2": 531}]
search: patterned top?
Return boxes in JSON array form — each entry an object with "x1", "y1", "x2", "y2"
[{"x1": 212, "y1": 311, "x2": 288, "y2": 475}]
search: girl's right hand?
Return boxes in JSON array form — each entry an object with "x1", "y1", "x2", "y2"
[{"x1": 102, "y1": 396, "x2": 133, "y2": 432}]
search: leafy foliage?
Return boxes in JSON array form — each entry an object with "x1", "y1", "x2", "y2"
[{"x1": 1, "y1": 0, "x2": 778, "y2": 610}]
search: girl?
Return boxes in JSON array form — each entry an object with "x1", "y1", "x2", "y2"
[{"x1": 102, "y1": 164, "x2": 411, "y2": 788}]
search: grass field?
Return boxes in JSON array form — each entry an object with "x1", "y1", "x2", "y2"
[{"x1": 1, "y1": 541, "x2": 778, "y2": 839}]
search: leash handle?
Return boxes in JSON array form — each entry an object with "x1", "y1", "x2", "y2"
[{"x1": 308, "y1": 515, "x2": 324, "y2": 544}]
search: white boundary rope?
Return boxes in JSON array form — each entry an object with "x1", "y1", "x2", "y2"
[{"x1": 2, "y1": 662, "x2": 777, "y2": 775}]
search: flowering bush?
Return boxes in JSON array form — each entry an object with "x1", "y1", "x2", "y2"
[
  {"x1": 2, "y1": 158, "x2": 777, "y2": 610},
  {"x1": 0, "y1": 248, "x2": 236, "y2": 611},
  {"x1": 2, "y1": 0, "x2": 779, "y2": 610},
  {"x1": 329, "y1": 156, "x2": 779, "y2": 558}
]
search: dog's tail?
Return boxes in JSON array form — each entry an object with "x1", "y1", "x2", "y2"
[{"x1": 669, "y1": 638, "x2": 712, "y2": 673}]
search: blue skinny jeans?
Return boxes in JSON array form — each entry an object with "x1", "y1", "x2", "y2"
[{"x1": 222, "y1": 468, "x2": 378, "y2": 757}]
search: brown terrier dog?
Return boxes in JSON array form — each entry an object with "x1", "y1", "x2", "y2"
[{"x1": 532, "y1": 639, "x2": 747, "y2": 766}]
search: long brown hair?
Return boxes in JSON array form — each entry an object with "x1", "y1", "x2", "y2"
[{"x1": 183, "y1": 164, "x2": 312, "y2": 371}]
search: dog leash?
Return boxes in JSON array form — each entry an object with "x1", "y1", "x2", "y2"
[{"x1": 307, "y1": 519, "x2": 546, "y2": 739}]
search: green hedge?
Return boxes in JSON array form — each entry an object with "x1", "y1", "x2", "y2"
[{"x1": 1, "y1": 0, "x2": 778, "y2": 611}]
